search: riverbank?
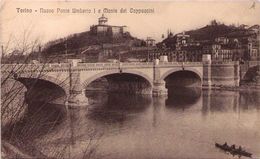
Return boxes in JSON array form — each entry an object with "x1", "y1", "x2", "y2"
[
  {"x1": 1, "y1": 101, "x2": 67, "y2": 158},
  {"x1": 1, "y1": 140, "x2": 49, "y2": 159},
  {"x1": 209, "y1": 83, "x2": 260, "y2": 92},
  {"x1": 1, "y1": 140, "x2": 33, "y2": 158}
]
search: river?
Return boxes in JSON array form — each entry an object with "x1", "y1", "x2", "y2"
[{"x1": 8, "y1": 87, "x2": 260, "y2": 159}]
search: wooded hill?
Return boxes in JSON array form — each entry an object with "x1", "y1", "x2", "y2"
[
  {"x1": 159, "y1": 20, "x2": 259, "y2": 49},
  {"x1": 42, "y1": 31, "x2": 145, "y2": 56}
]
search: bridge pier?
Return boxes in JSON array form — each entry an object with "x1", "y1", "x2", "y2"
[
  {"x1": 234, "y1": 62, "x2": 240, "y2": 86},
  {"x1": 67, "y1": 89, "x2": 89, "y2": 108},
  {"x1": 153, "y1": 59, "x2": 168, "y2": 96},
  {"x1": 67, "y1": 67, "x2": 89, "y2": 108},
  {"x1": 152, "y1": 80, "x2": 168, "y2": 96},
  {"x1": 202, "y1": 55, "x2": 212, "y2": 88}
]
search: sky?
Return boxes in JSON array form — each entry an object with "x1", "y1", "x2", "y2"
[{"x1": 1, "y1": 0, "x2": 260, "y2": 51}]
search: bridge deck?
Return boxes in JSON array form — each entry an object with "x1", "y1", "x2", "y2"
[{"x1": 1, "y1": 62, "x2": 204, "y2": 72}]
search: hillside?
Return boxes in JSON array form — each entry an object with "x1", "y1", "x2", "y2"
[
  {"x1": 159, "y1": 21, "x2": 258, "y2": 48},
  {"x1": 42, "y1": 31, "x2": 144, "y2": 56},
  {"x1": 186, "y1": 24, "x2": 241, "y2": 41}
]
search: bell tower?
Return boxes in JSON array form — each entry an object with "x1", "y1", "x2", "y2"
[{"x1": 98, "y1": 14, "x2": 108, "y2": 25}]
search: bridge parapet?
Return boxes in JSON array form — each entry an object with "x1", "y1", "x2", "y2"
[
  {"x1": 76, "y1": 62, "x2": 154, "y2": 70},
  {"x1": 157, "y1": 61, "x2": 202, "y2": 66},
  {"x1": 248, "y1": 61, "x2": 260, "y2": 67},
  {"x1": 121, "y1": 62, "x2": 153, "y2": 68},
  {"x1": 1, "y1": 63, "x2": 71, "y2": 72},
  {"x1": 122, "y1": 62, "x2": 153, "y2": 66},
  {"x1": 2, "y1": 62, "x2": 204, "y2": 72},
  {"x1": 1, "y1": 65, "x2": 69, "y2": 73},
  {"x1": 211, "y1": 61, "x2": 239, "y2": 65},
  {"x1": 77, "y1": 63, "x2": 118, "y2": 67}
]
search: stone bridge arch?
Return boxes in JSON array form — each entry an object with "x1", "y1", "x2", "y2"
[
  {"x1": 16, "y1": 73, "x2": 70, "y2": 105},
  {"x1": 242, "y1": 65, "x2": 259, "y2": 81},
  {"x1": 81, "y1": 70, "x2": 154, "y2": 88},
  {"x1": 17, "y1": 73, "x2": 70, "y2": 96},
  {"x1": 160, "y1": 67, "x2": 203, "y2": 82},
  {"x1": 152, "y1": 67, "x2": 203, "y2": 96}
]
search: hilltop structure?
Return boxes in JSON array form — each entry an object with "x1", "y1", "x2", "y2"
[
  {"x1": 90, "y1": 14, "x2": 127, "y2": 37},
  {"x1": 24, "y1": 14, "x2": 148, "y2": 63}
]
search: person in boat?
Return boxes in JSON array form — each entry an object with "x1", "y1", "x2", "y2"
[
  {"x1": 223, "y1": 142, "x2": 228, "y2": 147},
  {"x1": 238, "y1": 146, "x2": 242, "y2": 151},
  {"x1": 231, "y1": 144, "x2": 236, "y2": 149}
]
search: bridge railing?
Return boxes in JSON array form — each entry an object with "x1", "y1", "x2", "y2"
[
  {"x1": 211, "y1": 61, "x2": 239, "y2": 65},
  {"x1": 1, "y1": 63, "x2": 71, "y2": 73},
  {"x1": 158, "y1": 61, "x2": 202, "y2": 66},
  {"x1": 77, "y1": 63, "x2": 119, "y2": 67},
  {"x1": 121, "y1": 62, "x2": 153, "y2": 67},
  {"x1": 1, "y1": 63, "x2": 70, "y2": 68},
  {"x1": 1, "y1": 61, "x2": 202, "y2": 70},
  {"x1": 77, "y1": 62, "x2": 154, "y2": 68},
  {"x1": 1, "y1": 64, "x2": 44, "y2": 72},
  {"x1": 47, "y1": 63, "x2": 70, "y2": 67},
  {"x1": 248, "y1": 61, "x2": 260, "y2": 67},
  {"x1": 4, "y1": 61, "x2": 249, "y2": 72}
]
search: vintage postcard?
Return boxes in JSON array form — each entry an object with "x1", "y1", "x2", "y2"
[{"x1": 1, "y1": 0, "x2": 260, "y2": 159}]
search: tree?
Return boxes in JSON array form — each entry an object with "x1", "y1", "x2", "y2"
[
  {"x1": 210, "y1": 19, "x2": 218, "y2": 26},
  {"x1": 1, "y1": 26, "x2": 102, "y2": 159}
]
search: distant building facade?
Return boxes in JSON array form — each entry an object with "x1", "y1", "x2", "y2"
[
  {"x1": 175, "y1": 32, "x2": 191, "y2": 50},
  {"x1": 150, "y1": 25, "x2": 260, "y2": 62},
  {"x1": 148, "y1": 49, "x2": 203, "y2": 62}
]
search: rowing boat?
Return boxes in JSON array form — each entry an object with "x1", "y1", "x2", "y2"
[{"x1": 215, "y1": 143, "x2": 252, "y2": 158}]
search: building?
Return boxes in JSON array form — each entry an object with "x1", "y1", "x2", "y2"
[
  {"x1": 202, "y1": 41, "x2": 247, "y2": 61},
  {"x1": 146, "y1": 37, "x2": 156, "y2": 47},
  {"x1": 90, "y1": 14, "x2": 127, "y2": 37},
  {"x1": 175, "y1": 32, "x2": 190, "y2": 50},
  {"x1": 151, "y1": 31, "x2": 259, "y2": 62},
  {"x1": 202, "y1": 43, "x2": 222, "y2": 61},
  {"x1": 148, "y1": 49, "x2": 203, "y2": 62},
  {"x1": 215, "y1": 37, "x2": 229, "y2": 44}
]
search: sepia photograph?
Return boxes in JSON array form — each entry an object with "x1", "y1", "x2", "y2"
[{"x1": 1, "y1": 0, "x2": 260, "y2": 158}]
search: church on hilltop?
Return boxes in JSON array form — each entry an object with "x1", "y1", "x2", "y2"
[{"x1": 90, "y1": 14, "x2": 128, "y2": 37}]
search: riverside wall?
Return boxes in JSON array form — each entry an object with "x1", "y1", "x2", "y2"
[{"x1": 210, "y1": 61, "x2": 240, "y2": 87}]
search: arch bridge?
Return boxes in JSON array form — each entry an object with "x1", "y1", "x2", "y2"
[{"x1": 1, "y1": 57, "x2": 241, "y2": 107}]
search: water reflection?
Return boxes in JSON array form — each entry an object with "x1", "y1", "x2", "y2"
[
  {"x1": 166, "y1": 87, "x2": 202, "y2": 109},
  {"x1": 2, "y1": 102, "x2": 66, "y2": 156},
  {"x1": 3, "y1": 102, "x2": 66, "y2": 145},
  {"x1": 85, "y1": 89, "x2": 260, "y2": 159},
  {"x1": 87, "y1": 93, "x2": 152, "y2": 124},
  {"x1": 4, "y1": 87, "x2": 260, "y2": 159},
  {"x1": 239, "y1": 91, "x2": 260, "y2": 110},
  {"x1": 202, "y1": 90, "x2": 260, "y2": 113}
]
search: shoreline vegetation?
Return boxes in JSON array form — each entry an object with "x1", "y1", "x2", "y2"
[{"x1": 2, "y1": 141, "x2": 34, "y2": 158}]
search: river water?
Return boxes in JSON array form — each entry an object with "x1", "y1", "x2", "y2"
[{"x1": 14, "y1": 87, "x2": 260, "y2": 159}]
